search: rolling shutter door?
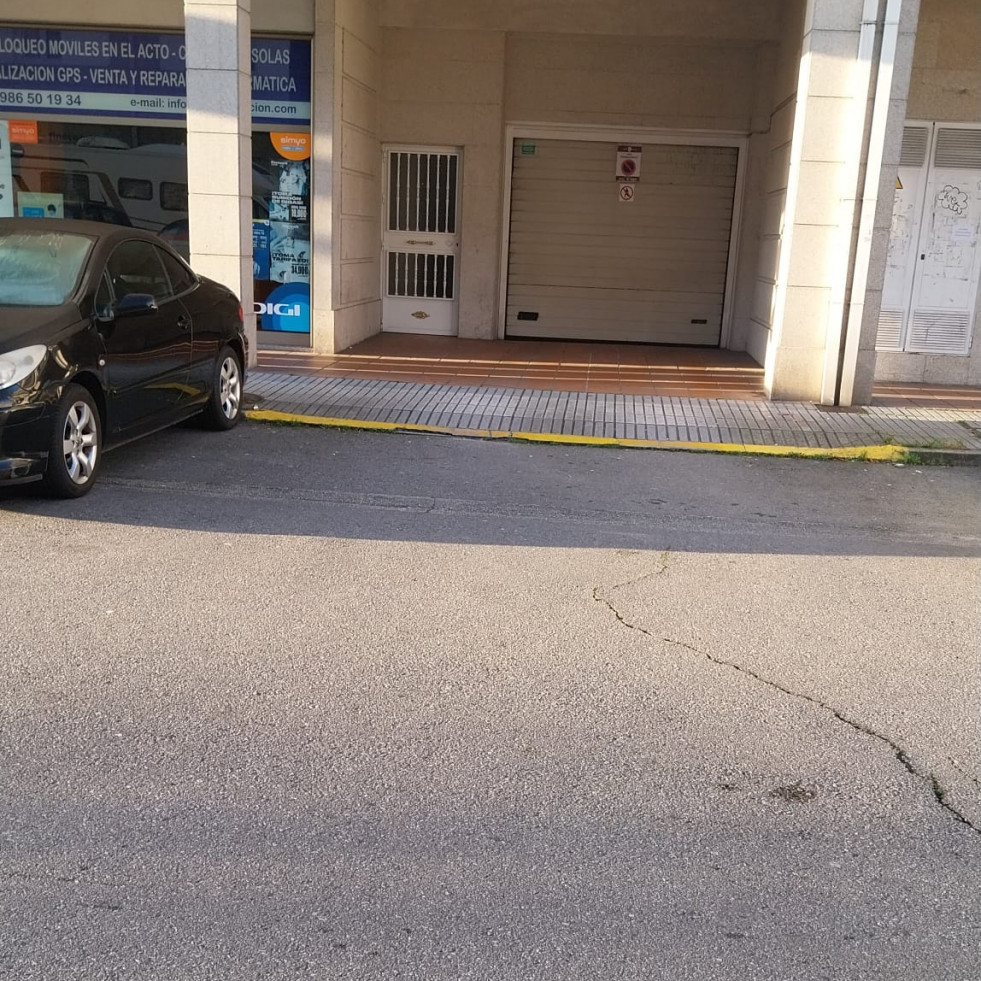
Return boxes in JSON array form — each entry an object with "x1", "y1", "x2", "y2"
[{"x1": 506, "y1": 139, "x2": 738, "y2": 345}]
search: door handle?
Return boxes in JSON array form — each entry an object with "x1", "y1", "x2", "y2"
[{"x1": 177, "y1": 314, "x2": 190, "y2": 330}]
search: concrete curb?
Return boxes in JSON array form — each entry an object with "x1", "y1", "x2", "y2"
[
  {"x1": 243, "y1": 408, "x2": 949, "y2": 463},
  {"x1": 901, "y1": 448, "x2": 981, "y2": 467}
]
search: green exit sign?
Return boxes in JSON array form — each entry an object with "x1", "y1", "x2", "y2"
[{"x1": 521, "y1": 143, "x2": 536, "y2": 155}]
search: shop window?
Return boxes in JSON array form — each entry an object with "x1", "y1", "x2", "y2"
[
  {"x1": 160, "y1": 181, "x2": 188, "y2": 212},
  {"x1": 118, "y1": 177, "x2": 153, "y2": 201},
  {"x1": 252, "y1": 130, "x2": 311, "y2": 335}
]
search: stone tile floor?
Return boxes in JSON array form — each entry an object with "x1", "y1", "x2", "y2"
[
  {"x1": 257, "y1": 334, "x2": 767, "y2": 399},
  {"x1": 249, "y1": 335, "x2": 981, "y2": 453}
]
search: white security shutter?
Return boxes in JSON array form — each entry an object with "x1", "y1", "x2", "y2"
[
  {"x1": 506, "y1": 139, "x2": 738, "y2": 344},
  {"x1": 907, "y1": 127, "x2": 981, "y2": 354}
]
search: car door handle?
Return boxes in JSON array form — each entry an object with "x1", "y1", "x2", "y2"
[{"x1": 177, "y1": 314, "x2": 190, "y2": 330}]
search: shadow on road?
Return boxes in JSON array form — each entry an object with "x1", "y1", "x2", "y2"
[{"x1": 2, "y1": 420, "x2": 978, "y2": 557}]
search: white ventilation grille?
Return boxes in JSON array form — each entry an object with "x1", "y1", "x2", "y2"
[
  {"x1": 906, "y1": 310, "x2": 971, "y2": 354},
  {"x1": 900, "y1": 126, "x2": 930, "y2": 167},
  {"x1": 875, "y1": 310, "x2": 904, "y2": 350},
  {"x1": 934, "y1": 128, "x2": 981, "y2": 169}
]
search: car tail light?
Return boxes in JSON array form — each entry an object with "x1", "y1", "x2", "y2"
[{"x1": 237, "y1": 304, "x2": 244, "y2": 323}]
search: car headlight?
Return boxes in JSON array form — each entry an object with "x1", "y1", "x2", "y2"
[{"x1": 0, "y1": 345, "x2": 47, "y2": 389}]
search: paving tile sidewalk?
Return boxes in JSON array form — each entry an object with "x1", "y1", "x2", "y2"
[{"x1": 244, "y1": 370, "x2": 981, "y2": 462}]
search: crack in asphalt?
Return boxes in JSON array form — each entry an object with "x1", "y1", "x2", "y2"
[{"x1": 593, "y1": 574, "x2": 980, "y2": 836}]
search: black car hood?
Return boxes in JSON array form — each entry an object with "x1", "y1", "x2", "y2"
[{"x1": 0, "y1": 303, "x2": 85, "y2": 351}]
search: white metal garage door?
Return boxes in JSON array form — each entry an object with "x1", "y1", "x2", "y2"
[{"x1": 506, "y1": 139, "x2": 738, "y2": 345}]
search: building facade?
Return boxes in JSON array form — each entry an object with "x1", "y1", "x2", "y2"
[{"x1": 0, "y1": 0, "x2": 978, "y2": 402}]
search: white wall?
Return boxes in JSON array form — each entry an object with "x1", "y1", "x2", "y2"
[
  {"x1": 381, "y1": 29, "x2": 506, "y2": 339},
  {"x1": 746, "y1": 0, "x2": 807, "y2": 371},
  {"x1": 330, "y1": 0, "x2": 382, "y2": 351}
]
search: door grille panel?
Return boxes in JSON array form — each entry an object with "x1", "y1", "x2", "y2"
[
  {"x1": 388, "y1": 152, "x2": 458, "y2": 234},
  {"x1": 387, "y1": 252, "x2": 455, "y2": 299}
]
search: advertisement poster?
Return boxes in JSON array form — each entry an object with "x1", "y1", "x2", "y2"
[
  {"x1": 269, "y1": 222, "x2": 310, "y2": 283},
  {"x1": 270, "y1": 159, "x2": 309, "y2": 222},
  {"x1": 253, "y1": 131, "x2": 311, "y2": 334},
  {"x1": 17, "y1": 191, "x2": 63, "y2": 217},
  {"x1": 0, "y1": 28, "x2": 311, "y2": 125},
  {"x1": 252, "y1": 220, "x2": 270, "y2": 280}
]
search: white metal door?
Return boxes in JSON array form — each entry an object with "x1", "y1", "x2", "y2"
[
  {"x1": 382, "y1": 146, "x2": 460, "y2": 335},
  {"x1": 878, "y1": 125, "x2": 931, "y2": 350},
  {"x1": 878, "y1": 124, "x2": 981, "y2": 354}
]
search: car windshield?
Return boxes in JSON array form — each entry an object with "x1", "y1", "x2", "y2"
[{"x1": 0, "y1": 231, "x2": 94, "y2": 306}]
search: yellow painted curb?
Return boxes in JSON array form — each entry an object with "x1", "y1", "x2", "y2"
[{"x1": 244, "y1": 409, "x2": 908, "y2": 462}]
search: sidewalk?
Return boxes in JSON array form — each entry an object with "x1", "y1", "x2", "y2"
[{"x1": 244, "y1": 339, "x2": 981, "y2": 464}]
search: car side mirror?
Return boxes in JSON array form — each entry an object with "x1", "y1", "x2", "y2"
[{"x1": 115, "y1": 293, "x2": 158, "y2": 317}]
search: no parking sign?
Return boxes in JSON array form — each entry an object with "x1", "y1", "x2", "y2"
[{"x1": 616, "y1": 145, "x2": 642, "y2": 182}]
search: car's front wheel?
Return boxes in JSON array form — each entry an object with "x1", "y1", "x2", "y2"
[
  {"x1": 42, "y1": 383, "x2": 102, "y2": 498},
  {"x1": 200, "y1": 346, "x2": 243, "y2": 430}
]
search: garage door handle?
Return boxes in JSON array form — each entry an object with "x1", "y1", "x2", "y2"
[
  {"x1": 406, "y1": 239, "x2": 434, "y2": 246},
  {"x1": 177, "y1": 315, "x2": 190, "y2": 330}
]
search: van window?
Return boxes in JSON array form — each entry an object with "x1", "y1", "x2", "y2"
[
  {"x1": 41, "y1": 171, "x2": 90, "y2": 202},
  {"x1": 118, "y1": 177, "x2": 153, "y2": 201}
]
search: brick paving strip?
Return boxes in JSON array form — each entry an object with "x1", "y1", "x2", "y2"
[{"x1": 244, "y1": 372, "x2": 981, "y2": 464}]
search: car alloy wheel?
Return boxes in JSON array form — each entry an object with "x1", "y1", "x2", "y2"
[
  {"x1": 201, "y1": 347, "x2": 243, "y2": 431},
  {"x1": 62, "y1": 398, "x2": 99, "y2": 484},
  {"x1": 219, "y1": 354, "x2": 241, "y2": 421},
  {"x1": 43, "y1": 383, "x2": 103, "y2": 498}
]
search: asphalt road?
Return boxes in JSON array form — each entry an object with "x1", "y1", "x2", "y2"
[{"x1": 1, "y1": 421, "x2": 979, "y2": 980}]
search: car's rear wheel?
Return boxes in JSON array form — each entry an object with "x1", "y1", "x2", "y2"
[
  {"x1": 42, "y1": 384, "x2": 102, "y2": 498},
  {"x1": 200, "y1": 346, "x2": 242, "y2": 430}
]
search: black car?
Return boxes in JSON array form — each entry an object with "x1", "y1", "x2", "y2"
[{"x1": 0, "y1": 218, "x2": 248, "y2": 497}]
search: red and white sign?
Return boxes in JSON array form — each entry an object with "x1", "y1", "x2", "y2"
[
  {"x1": 618, "y1": 184, "x2": 635, "y2": 203},
  {"x1": 616, "y1": 145, "x2": 642, "y2": 182}
]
